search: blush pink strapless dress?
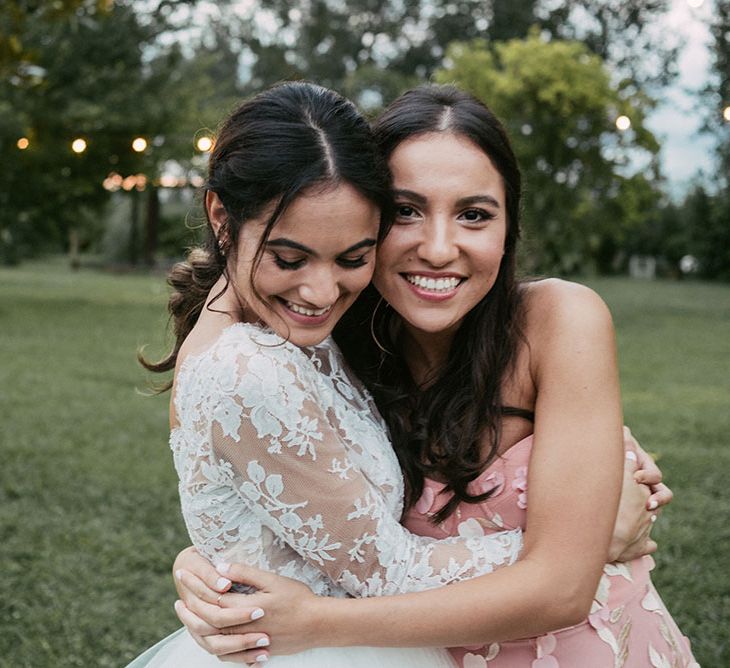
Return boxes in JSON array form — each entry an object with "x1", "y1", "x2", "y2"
[{"x1": 402, "y1": 435, "x2": 699, "y2": 667}]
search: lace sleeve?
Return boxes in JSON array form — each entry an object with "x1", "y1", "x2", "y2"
[{"x1": 208, "y1": 337, "x2": 522, "y2": 597}]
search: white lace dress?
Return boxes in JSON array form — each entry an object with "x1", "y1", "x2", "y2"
[{"x1": 126, "y1": 323, "x2": 523, "y2": 667}]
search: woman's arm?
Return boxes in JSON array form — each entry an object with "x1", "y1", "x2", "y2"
[
  {"x1": 202, "y1": 338, "x2": 524, "y2": 600},
  {"x1": 174, "y1": 281, "x2": 645, "y2": 662}
]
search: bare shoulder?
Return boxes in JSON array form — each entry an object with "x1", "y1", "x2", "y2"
[{"x1": 520, "y1": 279, "x2": 614, "y2": 359}]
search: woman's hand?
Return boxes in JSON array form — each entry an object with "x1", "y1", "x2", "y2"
[
  {"x1": 172, "y1": 548, "x2": 272, "y2": 664},
  {"x1": 609, "y1": 426, "x2": 674, "y2": 563},
  {"x1": 627, "y1": 427, "x2": 674, "y2": 510},
  {"x1": 172, "y1": 549, "x2": 324, "y2": 663}
]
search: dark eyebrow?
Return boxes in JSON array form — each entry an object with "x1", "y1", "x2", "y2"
[
  {"x1": 393, "y1": 189, "x2": 500, "y2": 209},
  {"x1": 455, "y1": 194, "x2": 501, "y2": 209},
  {"x1": 266, "y1": 238, "x2": 376, "y2": 258},
  {"x1": 392, "y1": 189, "x2": 427, "y2": 206}
]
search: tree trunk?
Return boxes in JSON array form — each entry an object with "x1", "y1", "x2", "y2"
[
  {"x1": 143, "y1": 185, "x2": 160, "y2": 267},
  {"x1": 129, "y1": 188, "x2": 140, "y2": 266},
  {"x1": 69, "y1": 228, "x2": 80, "y2": 270}
]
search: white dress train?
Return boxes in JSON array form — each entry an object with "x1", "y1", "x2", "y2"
[{"x1": 127, "y1": 627, "x2": 458, "y2": 667}]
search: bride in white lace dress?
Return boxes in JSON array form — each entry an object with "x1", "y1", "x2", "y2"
[{"x1": 127, "y1": 82, "x2": 525, "y2": 667}]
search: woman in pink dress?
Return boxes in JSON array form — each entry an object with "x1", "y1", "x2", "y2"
[{"x1": 168, "y1": 85, "x2": 695, "y2": 666}]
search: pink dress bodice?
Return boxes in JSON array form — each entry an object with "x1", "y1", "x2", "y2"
[{"x1": 402, "y1": 435, "x2": 698, "y2": 667}]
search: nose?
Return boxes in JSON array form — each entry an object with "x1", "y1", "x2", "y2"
[
  {"x1": 417, "y1": 216, "x2": 459, "y2": 267},
  {"x1": 298, "y1": 266, "x2": 341, "y2": 307}
]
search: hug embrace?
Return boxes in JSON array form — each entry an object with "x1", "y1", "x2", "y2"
[{"x1": 130, "y1": 82, "x2": 697, "y2": 667}]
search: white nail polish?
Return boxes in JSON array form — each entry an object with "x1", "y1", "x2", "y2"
[
  {"x1": 651, "y1": 514, "x2": 658, "y2": 523},
  {"x1": 648, "y1": 499, "x2": 658, "y2": 510},
  {"x1": 250, "y1": 608, "x2": 265, "y2": 620},
  {"x1": 216, "y1": 577, "x2": 231, "y2": 589},
  {"x1": 215, "y1": 562, "x2": 231, "y2": 575},
  {"x1": 175, "y1": 569, "x2": 183, "y2": 581},
  {"x1": 256, "y1": 654, "x2": 268, "y2": 663},
  {"x1": 625, "y1": 451, "x2": 637, "y2": 461},
  {"x1": 256, "y1": 637, "x2": 270, "y2": 647}
]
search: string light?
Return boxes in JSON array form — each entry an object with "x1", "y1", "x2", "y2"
[
  {"x1": 71, "y1": 138, "x2": 87, "y2": 153},
  {"x1": 196, "y1": 135, "x2": 214, "y2": 152},
  {"x1": 17, "y1": 137, "x2": 30, "y2": 150},
  {"x1": 615, "y1": 115, "x2": 631, "y2": 131},
  {"x1": 132, "y1": 137, "x2": 148, "y2": 152}
]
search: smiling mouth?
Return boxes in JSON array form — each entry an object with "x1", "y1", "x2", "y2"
[
  {"x1": 282, "y1": 299, "x2": 332, "y2": 317},
  {"x1": 403, "y1": 274, "x2": 465, "y2": 293}
]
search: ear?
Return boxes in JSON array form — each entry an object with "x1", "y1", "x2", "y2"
[{"x1": 206, "y1": 190, "x2": 228, "y2": 240}]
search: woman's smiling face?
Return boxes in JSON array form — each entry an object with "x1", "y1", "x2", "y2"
[
  {"x1": 211, "y1": 182, "x2": 380, "y2": 347},
  {"x1": 373, "y1": 132, "x2": 507, "y2": 338}
]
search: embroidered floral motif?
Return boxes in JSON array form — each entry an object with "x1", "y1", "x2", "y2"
[
  {"x1": 475, "y1": 470, "x2": 506, "y2": 497},
  {"x1": 511, "y1": 465, "x2": 528, "y2": 509},
  {"x1": 172, "y1": 324, "x2": 522, "y2": 601}
]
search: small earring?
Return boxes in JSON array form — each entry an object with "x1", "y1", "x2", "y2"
[
  {"x1": 217, "y1": 238, "x2": 226, "y2": 256},
  {"x1": 370, "y1": 296, "x2": 392, "y2": 355}
]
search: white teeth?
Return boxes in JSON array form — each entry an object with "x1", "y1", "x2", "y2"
[
  {"x1": 286, "y1": 301, "x2": 331, "y2": 317},
  {"x1": 405, "y1": 275, "x2": 461, "y2": 292}
]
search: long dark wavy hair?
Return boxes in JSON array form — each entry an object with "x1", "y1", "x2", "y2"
[
  {"x1": 141, "y1": 81, "x2": 392, "y2": 386},
  {"x1": 334, "y1": 84, "x2": 526, "y2": 522}
]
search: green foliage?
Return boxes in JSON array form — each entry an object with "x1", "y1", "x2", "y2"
[
  {"x1": 686, "y1": 186, "x2": 730, "y2": 282},
  {"x1": 540, "y1": 0, "x2": 679, "y2": 91},
  {"x1": 0, "y1": 0, "x2": 689, "y2": 271},
  {"x1": 436, "y1": 33, "x2": 661, "y2": 273},
  {"x1": 1, "y1": 265, "x2": 728, "y2": 665},
  {"x1": 0, "y1": 0, "x2": 221, "y2": 266}
]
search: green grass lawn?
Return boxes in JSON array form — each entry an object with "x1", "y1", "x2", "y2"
[{"x1": 1, "y1": 261, "x2": 728, "y2": 666}]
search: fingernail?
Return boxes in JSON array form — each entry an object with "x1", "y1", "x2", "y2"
[
  {"x1": 215, "y1": 562, "x2": 231, "y2": 575},
  {"x1": 625, "y1": 451, "x2": 637, "y2": 461},
  {"x1": 250, "y1": 608, "x2": 265, "y2": 620},
  {"x1": 216, "y1": 577, "x2": 231, "y2": 590},
  {"x1": 648, "y1": 499, "x2": 658, "y2": 510},
  {"x1": 651, "y1": 514, "x2": 658, "y2": 523},
  {"x1": 174, "y1": 599, "x2": 183, "y2": 612},
  {"x1": 256, "y1": 655, "x2": 268, "y2": 663},
  {"x1": 175, "y1": 569, "x2": 183, "y2": 581},
  {"x1": 256, "y1": 637, "x2": 270, "y2": 647}
]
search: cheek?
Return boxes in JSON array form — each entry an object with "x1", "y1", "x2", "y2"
[
  {"x1": 250, "y1": 263, "x2": 292, "y2": 297},
  {"x1": 344, "y1": 266, "x2": 376, "y2": 296},
  {"x1": 373, "y1": 241, "x2": 401, "y2": 287}
]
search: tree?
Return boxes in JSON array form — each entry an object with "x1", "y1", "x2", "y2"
[
  {"x1": 0, "y1": 0, "x2": 214, "y2": 265},
  {"x1": 539, "y1": 0, "x2": 679, "y2": 92},
  {"x1": 195, "y1": 0, "x2": 676, "y2": 110},
  {"x1": 685, "y1": 0, "x2": 730, "y2": 281},
  {"x1": 436, "y1": 33, "x2": 661, "y2": 273}
]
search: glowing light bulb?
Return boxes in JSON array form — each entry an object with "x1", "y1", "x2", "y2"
[
  {"x1": 615, "y1": 115, "x2": 631, "y2": 131},
  {"x1": 71, "y1": 138, "x2": 87, "y2": 153},
  {"x1": 196, "y1": 135, "x2": 214, "y2": 152},
  {"x1": 17, "y1": 137, "x2": 30, "y2": 150},
  {"x1": 723, "y1": 106, "x2": 730, "y2": 122},
  {"x1": 132, "y1": 137, "x2": 148, "y2": 152}
]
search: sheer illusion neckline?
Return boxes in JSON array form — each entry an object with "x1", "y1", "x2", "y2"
[
  {"x1": 171, "y1": 321, "x2": 335, "y2": 433},
  {"x1": 177, "y1": 321, "x2": 334, "y2": 375}
]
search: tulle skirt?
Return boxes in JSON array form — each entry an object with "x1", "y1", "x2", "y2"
[{"x1": 126, "y1": 627, "x2": 457, "y2": 667}]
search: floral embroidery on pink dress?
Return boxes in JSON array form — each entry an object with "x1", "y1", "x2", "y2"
[{"x1": 403, "y1": 435, "x2": 699, "y2": 668}]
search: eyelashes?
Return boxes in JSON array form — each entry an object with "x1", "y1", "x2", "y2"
[
  {"x1": 273, "y1": 255, "x2": 305, "y2": 271},
  {"x1": 336, "y1": 255, "x2": 368, "y2": 269},
  {"x1": 460, "y1": 208, "x2": 496, "y2": 223},
  {"x1": 272, "y1": 253, "x2": 368, "y2": 271},
  {"x1": 395, "y1": 204, "x2": 496, "y2": 225}
]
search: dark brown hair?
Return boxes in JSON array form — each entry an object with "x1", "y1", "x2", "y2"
[
  {"x1": 141, "y1": 82, "x2": 392, "y2": 386},
  {"x1": 334, "y1": 84, "x2": 525, "y2": 522}
]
